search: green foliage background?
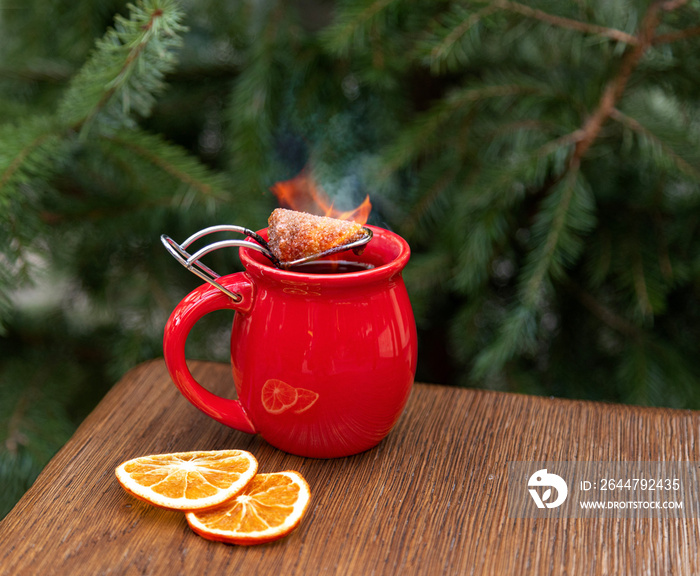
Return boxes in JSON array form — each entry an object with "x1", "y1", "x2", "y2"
[{"x1": 1, "y1": 0, "x2": 699, "y2": 518}]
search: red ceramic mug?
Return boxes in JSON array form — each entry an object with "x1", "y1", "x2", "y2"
[{"x1": 163, "y1": 225, "x2": 417, "y2": 458}]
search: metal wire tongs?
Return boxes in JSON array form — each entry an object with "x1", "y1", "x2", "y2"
[
  {"x1": 161, "y1": 224, "x2": 372, "y2": 300},
  {"x1": 160, "y1": 225, "x2": 276, "y2": 301}
]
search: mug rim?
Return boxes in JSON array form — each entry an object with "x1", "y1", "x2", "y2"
[{"x1": 239, "y1": 224, "x2": 410, "y2": 285}]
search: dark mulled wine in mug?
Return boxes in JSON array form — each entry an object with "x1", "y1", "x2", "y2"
[{"x1": 286, "y1": 260, "x2": 374, "y2": 274}]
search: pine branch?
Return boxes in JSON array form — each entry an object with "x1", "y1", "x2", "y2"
[
  {"x1": 652, "y1": 25, "x2": 700, "y2": 44},
  {"x1": 382, "y1": 81, "x2": 543, "y2": 172},
  {"x1": 0, "y1": 119, "x2": 65, "y2": 285},
  {"x1": 400, "y1": 163, "x2": 462, "y2": 239},
  {"x1": 609, "y1": 108, "x2": 700, "y2": 179},
  {"x1": 420, "y1": 0, "x2": 660, "y2": 73},
  {"x1": 1, "y1": 1, "x2": 188, "y2": 206},
  {"x1": 321, "y1": 0, "x2": 401, "y2": 56},
  {"x1": 571, "y1": 0, "x2": 668, "y2": 163},
  {"x1": 491, "y1": 0, "x2": 639, "y2": 46},
  {"x1": 519, "y1": 163, "x2": 595, "y2": 306},
  {"x1": 58, "y1": 0, "x2": 186, "y2": 133},
  {"x1": 418, "y1": 3, "x2": 500, "y2": 72},
  {"x1": 470, "y1": 164, "x2": 596, "y2": 378},
  {"x1": 614, "y1": 331, "x2": 700, "y2": 407},
  {"x1": 104, "y1": 130, "x2": 229, "y2": 201},
  {"x1": 433, "y1": 4, "x2": 498, "y2": 60},
  {"x1": 535, "y1": 130, "x2": 585, "y2": 160},
  {"x1": 449, "y1": 127, "x2": 579, "y2": 297},
  {"x1": 660, "y1": 0, "x2": 689, "y2": 11},
  {"x1": 226, "y1": 2, "x2": 300, "y2": 197},
  {"x1": 471, "y1": 303, "x2": 538, "y2": 379},
  {"x1": 0, "y1": 120, "x2": 60, "y2": 196}
]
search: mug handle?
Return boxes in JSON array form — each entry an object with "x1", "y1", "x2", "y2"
[{"x1": 163, "y1": 272, "x2": 257, "y2": 434}]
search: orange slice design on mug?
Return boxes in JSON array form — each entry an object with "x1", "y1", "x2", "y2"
[
  {"x1": 293, "y1": 388, "x2": 320, "y2": 414},
  {"x1": 261, "y1": 379, "x2": 298, "y2": 414},
  {"x1": 261, "y1": 379, "x2": 319, "y2": 415}
]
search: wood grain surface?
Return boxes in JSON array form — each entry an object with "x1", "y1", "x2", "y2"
[{"x1": 1, "y1": 360, "x2": 699, "y2": 575}]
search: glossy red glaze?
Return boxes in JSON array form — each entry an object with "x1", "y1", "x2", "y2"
[{"x1": 163, "y1": 225, "x2": 417, "y2": 458}]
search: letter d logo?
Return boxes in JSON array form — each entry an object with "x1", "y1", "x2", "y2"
[{"x1": 527, "y1": 468, "x2": 568, "y2": 508}]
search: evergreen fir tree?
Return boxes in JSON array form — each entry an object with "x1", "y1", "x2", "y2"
[{"x1": 1, "y1": 0, "x2": 699, "y2": 517}]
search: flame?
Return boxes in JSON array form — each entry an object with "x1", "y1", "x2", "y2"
[{"x1": 271, "y1": 170, "x2": 371, "y2": 225}]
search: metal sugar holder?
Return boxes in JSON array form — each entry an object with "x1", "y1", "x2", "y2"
[{"x1": 161, "y1": 224, "x2": 373, "y2": 301}]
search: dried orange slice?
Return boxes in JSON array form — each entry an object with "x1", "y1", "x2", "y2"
[
  {"x1": 185, "y1": 471, "x2": 311, "y2": 545},
  {"x1": 261, "y1": 379, "x2": 298, "y2": 414},
  {"x1": 115, "y1": 450, "x2": 258, "y2": 510}
]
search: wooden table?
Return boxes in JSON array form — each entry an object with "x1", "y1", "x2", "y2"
[{"x1": 2, "y1": 360, "x2": 699, "y2": 575}]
